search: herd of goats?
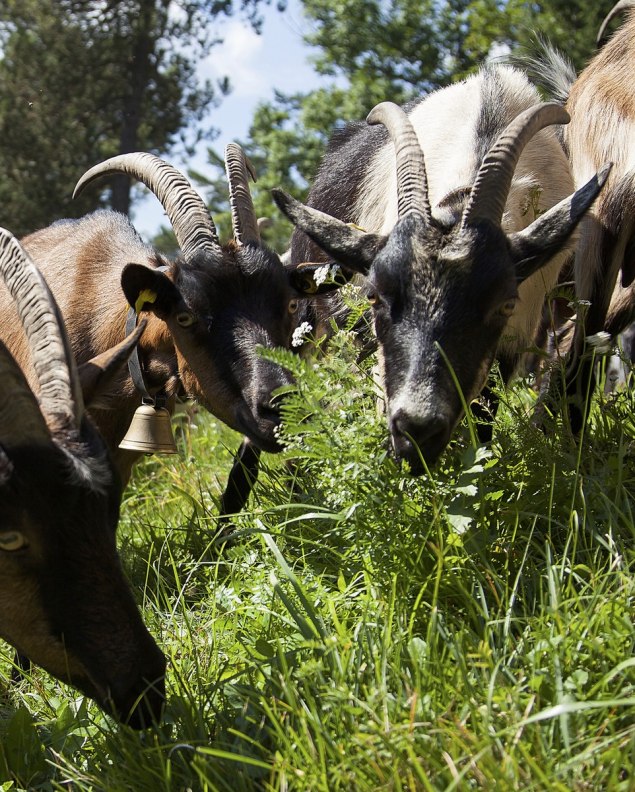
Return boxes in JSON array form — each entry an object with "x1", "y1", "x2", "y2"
[{"x1": 0, "y1": 1, "x2": 633, "y2": 729}]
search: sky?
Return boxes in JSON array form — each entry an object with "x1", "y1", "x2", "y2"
[{"x1": 133, "y1": 0, "x2": 324, "y2": 237}]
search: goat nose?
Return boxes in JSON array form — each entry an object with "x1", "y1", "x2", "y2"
[
  {"x1": 121, "y1": 674, "x2": 166, "y2": 730},
  {"x1": 256, "y1": 394, "x2": 281, "y2": 423},
  {"x1": 390, "y1": 410, "x2": 452, "y2": 474},
  {"x1": 110, "y1": 649, "x2": 167, "y2": 729}
]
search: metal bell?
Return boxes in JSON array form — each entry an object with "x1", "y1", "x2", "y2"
[{"x1": 119, "y1": 401, "x2": 178, "y2": 454}]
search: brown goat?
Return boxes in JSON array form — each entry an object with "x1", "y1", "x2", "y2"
[
  {"x1": 533, "y1": 1, "x2": 635, "y2": 429},
  {"x1": 0, "y1": 148, "x2": 335, "y2": 500},
  {"x1": 0, "y1": 228, "x2": 165, "y2": 728}
]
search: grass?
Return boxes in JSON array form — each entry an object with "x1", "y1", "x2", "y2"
[{"x1": 0, "y1": 324, "x2": 634, "y2": 791}]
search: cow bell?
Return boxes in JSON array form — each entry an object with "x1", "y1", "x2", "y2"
[{"x1": 119, "y1": 399, "x2": 178, "y2": 454}]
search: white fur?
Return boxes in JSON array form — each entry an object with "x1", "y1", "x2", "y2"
[{"x1": 354, "y1": 66, "x2": 573, "y2": 356}]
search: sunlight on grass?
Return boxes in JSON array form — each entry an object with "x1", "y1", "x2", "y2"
[{"x1": 1, "y1": 321, "x2": 634, "y2": 790}]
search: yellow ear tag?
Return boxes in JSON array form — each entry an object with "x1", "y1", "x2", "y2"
[
  {"x1": 135, "y1": 289, "x2": 157, "y2": 314},
  {"x1": 346, "y1": 222, "x2": 366, "y2": 233}
]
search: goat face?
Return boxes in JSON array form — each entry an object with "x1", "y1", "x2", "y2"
[
  {"x1": 0, "y1": 340, "x2": 166, "y2": 730},
  {"x1": 366, "y1": 215, "x2": 519, "y2": 471},
  {"x1": 75, "y1": 149, "x2": 330, "y2": 456},
  {"x1": 123, "y1": 245, "x2": 313, "y2": 454},
  {"x1": 273, "y1": 105, "x2": 610, "y2": 473},
  {"x1": 0, "y1": 435, "x2": 165, "y2": 728}
]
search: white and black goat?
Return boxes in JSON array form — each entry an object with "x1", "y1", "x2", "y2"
[
  {"x1": 528, "y1": 1, "x2": 635, "y2": 430},
  {"x1": 0, "y1": 229, "x2": 165, "y2": 728},
  {"x1": 0, "y1": 147, "x2": 333, "y2": 517},
  {"x1": 274, "y1": 64, "x2": 609, "y2": 473}
]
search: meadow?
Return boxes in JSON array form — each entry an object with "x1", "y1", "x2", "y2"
[{"x1": 0, "y1": 304, "x2": 634, "y2": 791}]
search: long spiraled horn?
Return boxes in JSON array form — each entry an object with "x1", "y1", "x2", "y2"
[
  {"x1": 367, "y1": 102, "x2": 431, "y2": 223},
  {"x1": 0, "y1": 228, "x2": 81, "y2": 430},
  {"x1": 225, "y1": 143, "x2": 260, "y2": 245},
  {"x1": 73, "y1": 153, "x2": 221, "y2": 260},
  {"x1": 597, "y1": 0, "x2": 635, "y2": 46},
  {"x1": 461, "y1": 103, "x2": 569, "y2": 230}
]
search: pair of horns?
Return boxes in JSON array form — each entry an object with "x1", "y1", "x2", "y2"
[
  {"x1": 368, "y1": 99, "x2": 568, "y2": 230},
  {"x1": 74, "y1": 145, "x2": 259, "y2": 255}
]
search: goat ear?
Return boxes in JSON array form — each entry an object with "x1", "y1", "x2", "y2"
[
  {"x1": 272, "y1": 188, "x2": 385, "y2": 273},
  {"x1": 78, "y1": 321, "x2": 147, "y2": 409},
  {"x1": 121, "y1": 263, "x2": 182, "y2": 319},
  {"x1": 509, "y1": 163, "x2": 611, "y2": 283},
  {"x1": 288, "y1": 261, "x2": 357, "y2": 296}
]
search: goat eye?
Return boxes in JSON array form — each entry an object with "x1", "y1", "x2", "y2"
[
  {"x1": 288, "y1": 299, "x2": 299, "y2": 314},
  {"x1": 176, "y1": 311, "x2": 196, "y2": 327},
  {"x1": 367, "y1": 292, "x2": 379, "y2": 306},
  {"x1": 0, "y1": 531, "x2": 28, "y2": 552},
  {"x1": 499, "y1": 300, "x2": 517, "y2": 318}
]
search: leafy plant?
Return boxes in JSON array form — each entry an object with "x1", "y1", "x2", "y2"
[{"x1": 0, "y1": 307, "x2": 634, "y2": 790}]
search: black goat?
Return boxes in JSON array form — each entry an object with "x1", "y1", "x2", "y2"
[
  {"x1": 0, "y1": 147, "x2": 334, "y2": 524},
  {"x1": 275, "y1": 65, "x2": 609, "y2": 472}
]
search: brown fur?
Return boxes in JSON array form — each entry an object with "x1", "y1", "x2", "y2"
[
  {"x1": 556, "y1": 10, "x2": 635, "y2": 428},
  {"x1": 0, "y1": 233, "x2": 166, "y2": 726},
  {"x1": 0, "y1": 216, "x2": 171, "y2": 481},
  {"x1": 0, "y1": 209, "x2": 335, "y2": 495}
]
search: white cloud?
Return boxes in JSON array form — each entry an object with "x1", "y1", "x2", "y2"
[
  {"x1": 201, "y1": 20, "x2": 268, "y2": 98},
  {"x1": 135, "y1": 1, "x2": 330, "y2": 236}
]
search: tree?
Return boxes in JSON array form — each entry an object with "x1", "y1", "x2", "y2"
[
  {"x1": 0, "y1": 0, "x2": 272, "y2": 236},
  {"x1": 200, "y1": 0, "x2": 615, "y2": 250}
]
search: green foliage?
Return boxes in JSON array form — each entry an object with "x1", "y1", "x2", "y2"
[
  {"x1": 217, "y1": 0, "x2": 616, "y2": 244},
  {"x1": 1, "y1": 292, "x2": 634, "y2": 788},
  {"x1": 0, "y1": 0, "x2": 273, "y2": 235}
]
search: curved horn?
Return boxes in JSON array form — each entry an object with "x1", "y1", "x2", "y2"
[
  {"x1": 0, "y1": 228, "x2": 81, "y2": 429},
  {"x1": 74, "y1": 153, "x2": 221, "y2": 260},
  {"x1": 367, "y1": 102, "x2": 431, "y2": 224},
  {"x1": 461, "y1": 103, "x2": 570, "y2": 230},
  {"x1": 225, "y1": 143, "x2": 260, "y2": 245},
  {"x1": 597, "y1": 0, "x2": 635, "y2": 45}
]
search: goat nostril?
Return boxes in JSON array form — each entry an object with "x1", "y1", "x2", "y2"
[
  {"x1": 394, "y1": 412, "x2": 448, "y2": 440},
  {"x1": 391, "y1": 410, "x2": 452, "y2": 468},
  {"x1": 259, "y1": 405, "x2": 279, "y2": 422},
  {"x1": 115, "y1": 673, "x2": 166, "y2": 729},
  {"x1": 256, "y1": 389, "x2": 286, "y2": 423}
]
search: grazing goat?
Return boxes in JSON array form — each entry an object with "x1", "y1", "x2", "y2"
[
  {"x1": 0, "y1": 148, "x2": 334, "y2": 503},
  {"x1": 0, "y1": 228, "x2": 165, "y2": 728},
  {"x1": 274, "y1": 64, "x2": 609, "y2": 473},
  {"x1": 529, "y1": 1, "x2": 635, "y2": 430}
]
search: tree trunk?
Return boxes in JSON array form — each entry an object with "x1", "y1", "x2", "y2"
[{"x1": 110, "y1": 0, "x2": 156, "y2": 215}]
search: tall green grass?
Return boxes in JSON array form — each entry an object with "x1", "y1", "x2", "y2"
[{"x1": 1, "y1": 324, "x2": 634, "y2": 791}]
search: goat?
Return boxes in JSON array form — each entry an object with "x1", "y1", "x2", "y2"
[
  {"x1": 528, "y1": 1, "x2": 635, "y2": 431},
  {"x1": 273, "y1": 64, "x2": 609, "y2": 473},
  {"x1": 0, "y1": 148, "x2": 335, "y2": 512},
  {"x1": 0, "y1": 228, "x2": 165, "y2": 728}
]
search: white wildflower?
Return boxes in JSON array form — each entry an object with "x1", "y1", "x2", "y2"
[
  {"x1": 291, "y1": 321, "x2": 313, "y2": 347},
  {"x1": 313, "y1": 264, "x2": 330, "y2": 286},
  {"x1": 586, "y1": 331, "x2": 612, "y2": 354}
]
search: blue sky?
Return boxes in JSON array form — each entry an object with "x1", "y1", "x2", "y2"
[{"x1": 133, "y1": 0, "x2": 324, "y2": 236}]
